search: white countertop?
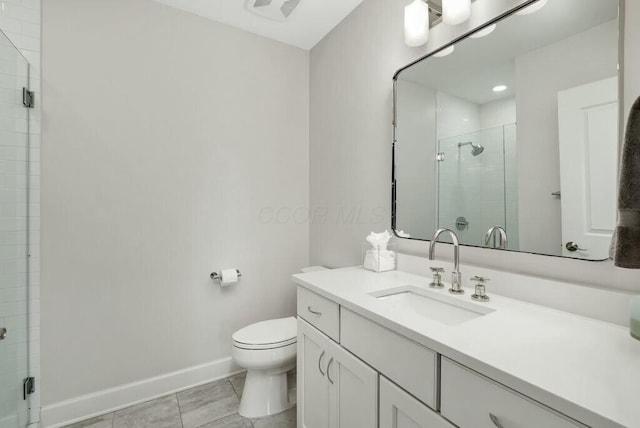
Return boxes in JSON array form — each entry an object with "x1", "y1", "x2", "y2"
[{"x1": 292, "y1": 267, "x2": 640, "y2": 428}]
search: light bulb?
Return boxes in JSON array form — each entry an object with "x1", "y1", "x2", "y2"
[
  {"x1": 404, "y1": 0, "x2": 430, "y2": 47},
  {"x1": 493, "y1": 85, "x2": 508, "y2": 92},
  {"x1": 443, "y1": 0, "x2": 471, "y2": 26},
  {"x1": 470, "y1": 24, "x2": 496, "y2": 39},
  {"x1": 516, "y1": 0, "x2": 548, "y2": 16}
]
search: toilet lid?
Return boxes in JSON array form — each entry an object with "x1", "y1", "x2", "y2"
[{"x1": 232, "y1": 317, "x2": 297, "y2": 349}]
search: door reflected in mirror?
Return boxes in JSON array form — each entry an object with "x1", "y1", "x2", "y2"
[{"x1": 392, "y1": 0, "x2": 621, "y2": 261}]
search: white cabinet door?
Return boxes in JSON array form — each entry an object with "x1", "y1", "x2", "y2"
[
  {"x1": 380, "y1": 376, "x2": 454, "y2": 428},
  {"x1": 327, "y1": 340, "x2": 378, "y2": 428},
  {"x1": 298, "y1": 318, "x2": 331, "y2": 428}
]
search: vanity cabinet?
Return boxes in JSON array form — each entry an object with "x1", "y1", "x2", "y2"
[
  {"x1": 380, "y1": 376, "x2": 454, "y2": 428},
  {"x1": 340, "y1": 308, "x2": 438, "y2": 409},
  {"x1": 297, "y1": 286, "x2": 340, "y2": 341},
  {"x1": 440, "y1": 358, "x2": 585, "y2": 428},
  {"x1": 298, "y1": 318, "x2": 331, "y2": 428},
  {"x1": 297, "y1": 318, "x2": 377, "y2": 428},
  {"x1": 296, "y1": 285, "x2": 593, "y2": 428}
]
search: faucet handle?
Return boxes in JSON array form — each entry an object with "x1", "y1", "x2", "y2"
[
  {"x1": 429, "y1": 267, "x2": 445, "y2": 288},
  {"x1": 471, "y1": 276, "x2": 490, "y2": 302}
]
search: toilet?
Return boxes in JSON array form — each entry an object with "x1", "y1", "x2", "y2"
[{"x1": 232, "y1": 316, "x2": 297, "y2": 418}]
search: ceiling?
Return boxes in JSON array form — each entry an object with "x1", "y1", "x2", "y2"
[
  {"x1": 399, "y1": 0, "x2": 619, "y2": 105},
  {"x1": 151, "y1": 0, "x2": 365, "y2": 50}
]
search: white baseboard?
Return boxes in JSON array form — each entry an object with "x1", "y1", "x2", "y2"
[{"x1": 41, "y1": 357, "x2": 242, "y2": 428}]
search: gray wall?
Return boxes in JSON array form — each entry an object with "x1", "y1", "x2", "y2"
[
  {"x1": 42, "y1": 0, "x2": 309, "y2": 406},
  {"x1": 309, "y1": 0, "x2": 532, "y2": 266},
  {"x1": 309, "y1": 0, "x2": 640, "y2": 292}
]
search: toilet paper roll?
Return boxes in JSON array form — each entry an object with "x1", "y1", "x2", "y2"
[{"x1": 220, "y1": 268, "x2": 239, "y2": 287}]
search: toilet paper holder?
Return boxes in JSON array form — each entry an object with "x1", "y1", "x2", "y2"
[{"x1": 210, "y1": 269, "x2": 242, "y2": 280}]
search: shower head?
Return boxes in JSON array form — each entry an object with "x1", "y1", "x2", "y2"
[
  {"x1": 457, "y1": 141, "x2": 485, "y2": 156},
  {"x1": 471, "y1": 144, "x2": 484, "y2": 156}
]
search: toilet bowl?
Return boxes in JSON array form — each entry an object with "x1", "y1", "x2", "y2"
[{"x1": 232, "y1": 317, "x2": 297, "y2": 418}]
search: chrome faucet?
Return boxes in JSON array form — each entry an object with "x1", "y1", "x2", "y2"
[
  {"x1": 484, "y1": 226, "x2": 508, "y2": 250},
  {"x1": 428, "y1": 228, "x2": 464, "y2": 294}
]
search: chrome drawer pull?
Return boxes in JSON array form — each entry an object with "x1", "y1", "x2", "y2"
[
  {"x1": 318, "y1": 351, "x2": 326, "y2": 376},
  {"x1": 307, "y1": 306, "x2": 322, "y2": 316},
  {"x1": 489, "y1": 413, "x2": 504, "y2": 428},
  {"x1": 327, "y1": 358, "x2": 335, "y2": 384}
]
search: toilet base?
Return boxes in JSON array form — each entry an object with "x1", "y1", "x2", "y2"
[{"x1": 238, "y1": 365, "x2": 296, "y2": 418}]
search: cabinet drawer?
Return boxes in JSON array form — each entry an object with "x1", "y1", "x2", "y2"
[
  {"x1": 340, "y1": 308, "x2": 438, "y2": 409},
  {"x1": 380, "y1": 376, "x2": 454, "y2": 428},
  {"x1": 441, "y1": 358, "x2": 585, "y2": 428},
  {"x1": 297, "y1": 286, "x2": 340, "y2": 342}
]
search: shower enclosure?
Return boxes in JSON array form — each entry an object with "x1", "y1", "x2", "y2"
[
  {"x1": 0, "y1": 29, "x2": 32, "y2": 428},
  {"x1": 437, "y1": 123, "x2": 518, "y2": 250}
]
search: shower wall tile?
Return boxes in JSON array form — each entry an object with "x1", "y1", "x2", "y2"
[
  {"x1": 480, "y1": 97, "x2": 516, "y2": 130},
  {"x1": 0, "y1": 0, "x2": 41, "y2": 424},
  {"x1": 436, "y1": 91, "x2": 480, "y2": 140},
  {"x1": 436, "y1": 93, "x2": 519, "y2": 250}
]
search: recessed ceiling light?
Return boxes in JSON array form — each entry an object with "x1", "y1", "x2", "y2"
[
  {"x1": 434, "y1": 45, "x2": 455, "y2": 58},
  {"x1": 493, "y1": 85, "x2": 507, "y2": 92},
  {"x1": 470, "y1": 24, "x2": 497, "y2": 39},
  {"x1": 516, "y1": 0, "x2": 548, "y2": 16}
]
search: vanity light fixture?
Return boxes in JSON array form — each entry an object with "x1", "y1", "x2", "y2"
[
  {"x1": 434, "y1": 45, "x2": 455, "y2": 57},
  {"x1": 493, "y1": 85, "x2": 508, "y2": 92},
  {"x1": 516, "y1": 0, "x2": 548, "y2": 16},
  {"x1": 470, "y1": 23, "x2": 496, "y2": 39},
  {"x1": 404, "y1": 0, "x2": 430, "y2": 47},
  {"x1": 443, "y1": 0, "x2": 472, "y2": 26},
  {"x1": 403, "y1": 0, "x2": 478, "y2": 47}
]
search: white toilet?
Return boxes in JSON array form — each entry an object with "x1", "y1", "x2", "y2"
[{"x1": 232, "y1": 316, "x2": 297, "y2": 418}]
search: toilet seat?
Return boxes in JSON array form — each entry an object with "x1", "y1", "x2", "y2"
[{"x1": 232, "y1": 317, "x2": 297, "y2": 350}]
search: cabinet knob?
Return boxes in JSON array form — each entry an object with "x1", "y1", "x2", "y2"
[{"x1": 0, "y1": 327, "x2": 6, "y2": 341}]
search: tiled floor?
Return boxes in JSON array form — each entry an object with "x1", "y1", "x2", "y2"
[{"x1": 64, "y1": 372, "x2": 296, "y2": 428}]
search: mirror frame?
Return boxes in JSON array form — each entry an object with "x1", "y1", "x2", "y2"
[{"x1": 391, "y1": 0, "x2": 625, "y2": 261}]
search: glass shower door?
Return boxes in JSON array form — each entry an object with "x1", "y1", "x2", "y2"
[
  {"x1": 0, "y1": 29, "x2": 31, "y2": 428},
  {"x1": 437, "y1": 126, "x2": 508, "y2": 247}
]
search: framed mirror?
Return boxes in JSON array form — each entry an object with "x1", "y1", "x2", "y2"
[{"x1": 392, "y1": 0, "x2": 623, "y2": 261}]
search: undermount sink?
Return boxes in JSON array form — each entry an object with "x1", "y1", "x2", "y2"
[{"x1": 370, "y1": 285, "x2": 495, "y2": 325}]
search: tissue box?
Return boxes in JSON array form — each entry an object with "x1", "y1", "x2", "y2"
[{"x1": 362, "y1": 241, "x2": 397, "y2": 273}]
